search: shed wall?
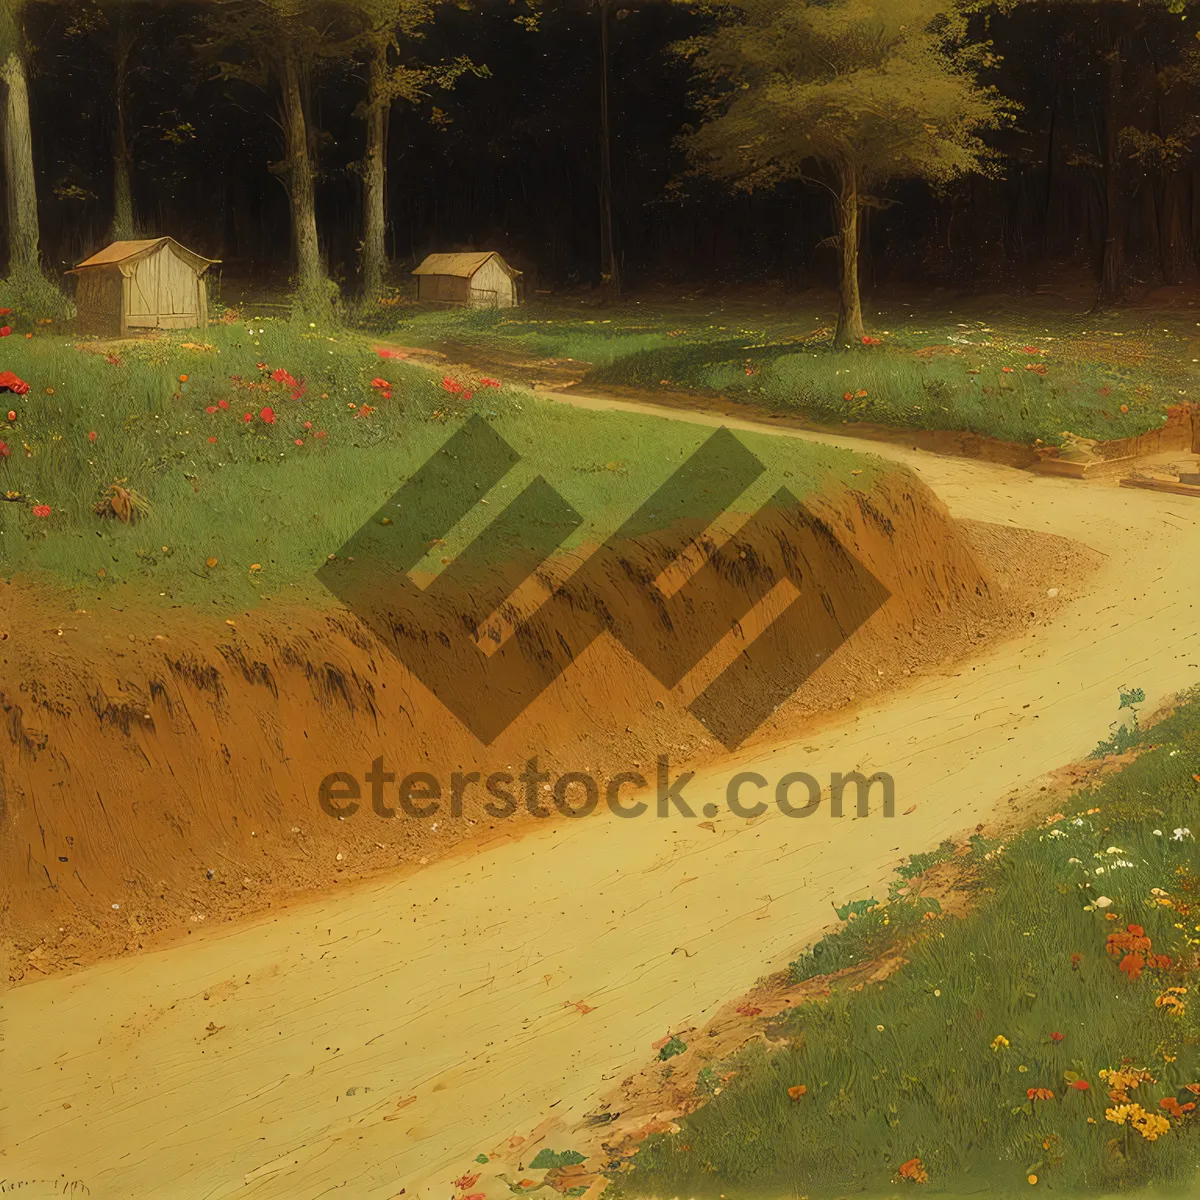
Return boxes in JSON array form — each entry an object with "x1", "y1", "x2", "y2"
[
  {"x1": 468, "y1": 257, "x2": 517, "y2": 308},
  {"x1": 74, "y1": 268, "x2": 125, "y2": 337}
]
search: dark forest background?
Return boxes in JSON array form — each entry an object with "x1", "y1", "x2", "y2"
[{"x1": 6, "y1": 0, "x2": 1200, "y2": 299}]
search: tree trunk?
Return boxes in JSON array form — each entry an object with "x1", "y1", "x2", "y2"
[
  {"x1": 109, "y1": 16, "x2": 135, "y2": 242},
  {"x1": 1098, "y1": 29, "x2": 1129, "y2": 305},
  {"x1": 833, "y1": 168, "x2": 865, "y2": 347},
  {"x1": 280, "y1": 42, "x2": 326, "y2": 313},
  {"x1": 359, "y1": 37, "x2": 389, "y2": 303},
  {"x1": 597, "y1": 0, "x2": 619, "y2": 294},
  {"x1": 1, "y1": 45, "x2": 40, "y2": 276}
]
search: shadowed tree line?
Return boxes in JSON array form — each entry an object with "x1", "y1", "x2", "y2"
[{"x1": 1, "y1": 0, "x2": 1199, "y2": 334}]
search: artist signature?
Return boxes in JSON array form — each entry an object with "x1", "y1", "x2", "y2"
[{"x1": 0, "y1": 1182, "x2": 90, "y2": 1196}]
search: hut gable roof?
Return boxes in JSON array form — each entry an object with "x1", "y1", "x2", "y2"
[
  {"x1": 412, "y1": 251, "x2": 520, "y2": 279},
  {"x1": 72, "y1": 238, "x2": 218, "y2": 276}
]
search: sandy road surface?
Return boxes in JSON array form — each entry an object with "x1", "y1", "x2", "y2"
[{"x1": 4, "y1": 399, "x2": 1200, "y2": 1199}]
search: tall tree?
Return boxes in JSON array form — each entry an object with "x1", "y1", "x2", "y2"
[
  {"x1": 0, "y1": 0, "x2": 42, "y2": 280},
  {"x1": 344, "y1": 0, "x2": 433, "y2": 302},
  {"x1": 680, "y1": 0, "x2": 1013, "y2": 345},
  {"x1": 205, "y1": 0, "x2": 350, "y2": 319}
]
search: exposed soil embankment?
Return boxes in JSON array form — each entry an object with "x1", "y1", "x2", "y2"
[{"x1": 0, "y1": 465, "x2": 1099, "y2": 980}]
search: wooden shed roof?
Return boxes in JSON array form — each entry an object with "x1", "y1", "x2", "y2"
[
  {"x1": 71, "y1": 238, "x2": 218, "y2": 275},
  {"x1": 412, "y1": 251, "x2": 520, "y2": 278}
]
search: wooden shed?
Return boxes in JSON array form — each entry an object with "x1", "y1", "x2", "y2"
[
  {"x1": 412, "y1": 251, "x2": 521, "y2": 308},
  {"x1": 70, "y1": 238, "x2": 218, "y2": 337}
]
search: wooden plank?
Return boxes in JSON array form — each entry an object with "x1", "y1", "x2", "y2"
[{"x1": 1120, "y1": 477, "x2": 1200, "y2": 499}]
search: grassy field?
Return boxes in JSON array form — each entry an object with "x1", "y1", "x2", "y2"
[
  {"x1": 0, "y1": 313, "x2": 881, "y2": 612},
  {"x1": 613, "y1": 690, "x2": 1200, "y2": 1198},
  {"x1": 384, "y1": 295, "x2": 1200, "y2": 446}
]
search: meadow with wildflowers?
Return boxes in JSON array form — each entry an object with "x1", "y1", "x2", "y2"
[
  {"x1": 0, "y1": 310, "x2": 880, "y2": 610},
  {"x1": 385, "y1": 297, "x2": 1200, "y2": 448},
  {"x1": 615, "y1": 690, "x2": 1200, "y2": 1197}
]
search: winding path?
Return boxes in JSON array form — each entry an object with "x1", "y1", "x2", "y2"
[{"x1": 4, "y1": 394, "x2": 1200, "y2": 1199}]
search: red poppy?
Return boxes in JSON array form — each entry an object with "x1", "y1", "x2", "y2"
[
  {"x1": 0, "y1": 327, "x2": 11, "y2": 338},
  {"x1": 381, "y1": 390, "x2": 392, "y2": 400},
  {"x1": 32, "y1": 504, "x2": 51, "y2": 517},
  {"x1": 6, "y1": 411, "x2": 13, "y2": 421},
  {"x1": 260, "y1": 406, "x2": 275, "y2": 424},
  {"x1": 208, "y1": 436, "x2": 218, "y2": 444},
  {"x1": 0, "y1": 441, "x2": 9, "y2": 458},
  {"x1": 294, "y1": 438, "x2": 304, "y2": 446},
  {"x1": 315, "y1": 430, "x2": 327, "y2": 440},
  {"x1": 205, "y1": 405, "x2": 217, "y2": 414},
  {"x1": 0, "y1": 308, "x2": 10, "y2": 315},
  {"x1": 844, "y1": 391, "x2": 853, "y2": 401},
  {"x1": 0, "y1": 371, "x2": 30, "y2": 395},
  {"x1": 218, "y1": 399, "x2": 230, "y2": 410},
  {"x1": 861, "y1": 335, "x2": 882, "y2": 345},
  {"x1": 442, "y1": 376, "x2": 463, "y2": 394},
  {"x1": 88, "y1": 431, "x2": 97, "y2": 443},
  {"x1": 463, "y1": 390, "x2": 474, "y2": 401},
  {"x1": 479, "y1": 376, "x2": 501, "y2": 389},
  {"x1": 1070, "y1": 1080, "x2": 1090, "y2": 1091},
  {"x1": 243, "y1": 412, "x2": 253, "y2": 424},
  {"x1": 371, "y1": 377, "x2": 390, "y2": 390},
  {"x1": 303, "y1": 421, "x2": 313, "y2": 430},
  {"x1": 1050, "y1": 1031, "x2": 1064, "y2": 1042}
]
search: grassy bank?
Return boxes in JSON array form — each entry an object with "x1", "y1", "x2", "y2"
[
  {"x1": 0, "y1": 315, "x2": 880, "y2": 611},
  {"x1": 383, "y1": 298, "x2": 1199, "y2": 446},
  {"x1": 614, "y1": 690, "x2": 1200, "y2": 1197}
]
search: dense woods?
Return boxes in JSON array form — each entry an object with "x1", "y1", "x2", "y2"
[{"x1": 1, "y1": 0, "x2": 1199, "y2": 314}]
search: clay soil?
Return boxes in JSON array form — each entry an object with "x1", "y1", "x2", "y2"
[{"x1": 0, "y1": 464, "x2": 1100, "y2": 982}]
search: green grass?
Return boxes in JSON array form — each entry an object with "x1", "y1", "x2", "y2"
[
  {"x1": 614, "y1": 689, "x2": 1200, "y2": 1198},
  {"x1": 0, "y1": 313, "x2": 882, "y2": 611},
  {"x1": 381, "y1": 298, "x2": 1200, "y2": 447}
]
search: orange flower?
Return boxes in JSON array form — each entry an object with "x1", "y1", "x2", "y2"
[
  {"x1": 897, "y1": 1157, "x2": 928, "y2": 1184},
  {"x1": 1027, "y1": 1088, "x2": 1055, "y2": 1101},
  {"x1": 787, "y1": 1085, "x2": 807, "y2": 1100}
]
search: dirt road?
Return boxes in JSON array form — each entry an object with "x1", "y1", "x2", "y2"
[{"x1": 5, "y1": 398, "x2": 1200, "y2": 1200}]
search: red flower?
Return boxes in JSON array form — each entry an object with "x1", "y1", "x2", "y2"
[
  {"x1": 0, "y1": 371, "x2": 30, "y2": 395},
  {"x1": 442, "y1": 376, "x2": 463, "y2": 394},
  {"x1": 294, "y1": 438, "x2": 304, "y2": 446},
  {"x1": 381, "y1": 390, "x2": 392, "y2": 400},
  {"x1": 463, "y1": 390, "x2": 474, "y2": 401},
  {"x1": 861, "y1": 335, "x2": 882, "y2": 345},
  {"x1": 0, "y1": 308, "x2": 10, "y2": 315},
  {"x1": 844, "y1": 391, "x2": 853, "y2": 401},
  {"x1": 0, "y1": 441, "x2": 9, "y2": 458},
  {"x1": 218, "y1": 399, "x2": 230, "y2": 410},
  {"x1": 1070, "y1": 1080, "x2": 1090, "y2": 1091},
  {"x1": 205, "y1": 405, "x2": 218, "y2": 414},
  {"x1": 6, "y1": 411, "x2": 13, "y2": 421},
  {"x1": 243, "y1": 413, "x2": 253, "y2": 424},
  {"x1": 303, "y1": 421, "x2": 313, "y2": 430},
  {"x1": 260, "y1": 406, "x2": 275, "y2": 424},
  {"x1": 32, "y1": 504, "x2": 51, "y2": 517},
  {"x1": 315, "y1": 430, "x2": 327, "y2": 440},
  {"x1": 0, "y1": 327, "x2": 11, "y2": 338},
  {"x1": 371, "y1": 377, "x2": 390, "y2": 390},
  {"x1": 1050, "y1": 1032, "x2": 1064, "y2": 1042},
  {"x1": 88, "y1": 431, "x2": 97, "y2": 443},
  {"x1": 208, "y1": 436, "x2": 218, "y2": 444},
  {"x1": 1127, "y1": 924, "x2": 1145, "y2": 937},
  {"x1": 479, "y1": 376, "x2": 501, "y2": 389},
  {"x1": 256, "y1": 362, "x2": 268, "y2": 371}
]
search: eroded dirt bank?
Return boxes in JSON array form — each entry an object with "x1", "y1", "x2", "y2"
[{"x1": 0, "y1": 465, "x2": 1097, "y2": 980}]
